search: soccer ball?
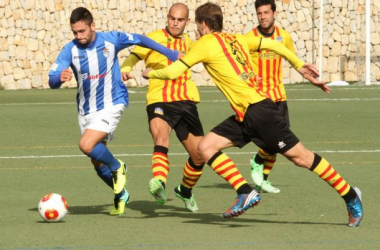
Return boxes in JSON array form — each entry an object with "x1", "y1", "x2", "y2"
[{"x1": 38, "y1": 193, "x2": 68, "y2": 222}]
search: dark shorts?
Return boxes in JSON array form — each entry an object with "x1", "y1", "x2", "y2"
[
  {"x1": 210, "y1": 99, "x2": 299, "y2": 154},
  {"x1": 275, "y1": 100, "x2": 290, "y2": 127},
  {"x1": 147, "y1": 101, "x2": 204, "y2": 141}
]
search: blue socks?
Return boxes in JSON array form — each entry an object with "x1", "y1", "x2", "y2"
[
  {"x1": 95, "y1": 165, "x2": 125, "y2": 199},
  {"x1": 88, "y1": 143, "x2": 120, "y2": 171}
]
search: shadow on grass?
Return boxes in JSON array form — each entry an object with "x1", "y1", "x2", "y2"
[{"x1": 125, "y1": 200, "x2": 344, "y2": 227}]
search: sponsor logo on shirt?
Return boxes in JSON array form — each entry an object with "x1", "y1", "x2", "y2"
[
  {"x1": 258, "y1": 51, "x2": 280, "y2": 60},
  {"x1": 276, "y1": 36, "x2": 283, "y2": 42},
  {"x1": 81, "y1": 72, "x2": 108, "y2": 81},
  {"x1": 73, "y1": 55, "x2": 86, "y2": 59}
]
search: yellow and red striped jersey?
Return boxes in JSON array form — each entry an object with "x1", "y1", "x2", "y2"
[
  {"x1": 245, "y1": 26, "x2": 295, "y2": 102},
  {"x1": 148, "y1": 32, "x2": 304, "y2": 122},
  {"x1": 127, "y1": 29, "x2": 199, "y2": 105}
]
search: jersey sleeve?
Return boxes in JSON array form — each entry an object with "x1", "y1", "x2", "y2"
[
  {"x1": 120, "y1": 53, "x2": 141, "y2": 73},
  {"x1": 283, "y1": 32, "x2": 295, "y2": 53},
  {"x1": 48, "y1": 45, "x2": 72, "y2": 89},
  {"x1": 113, "y1": 31, "x2": 178, "y2": 62},
  {"x1": 147, "y1": 38, "x2": 209, "y2": 80}
]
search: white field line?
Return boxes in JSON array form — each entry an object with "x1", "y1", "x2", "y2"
[
  {"x1": 1, "y1": 149, "x2": 380, "y2": 159},
  {"x1": 1, "y1": 97, "x2": 380, "y2": 106}
]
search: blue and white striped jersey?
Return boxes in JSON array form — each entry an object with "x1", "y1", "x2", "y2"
[{"x1": 49, "y1": 31, "x2": 178, "y2": 115}]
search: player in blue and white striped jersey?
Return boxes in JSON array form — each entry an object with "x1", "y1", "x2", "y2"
[{"x1": 48, "y1": 7, "x2": 179, "y2": 216}]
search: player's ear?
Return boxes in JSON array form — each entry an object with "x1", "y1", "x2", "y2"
[
  {"x1": 273, "y1": 11, "x2": 278, "y2": 19},
  {"x1": 90, "y1": 22, "x2": 95, "y2": 31}
]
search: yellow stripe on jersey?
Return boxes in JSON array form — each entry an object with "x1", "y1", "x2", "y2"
[
  {"x1": 123, "y1": 29, "x2": 200, "y2": 105},
  {"x1": 148, "y1": 32, "x2": 304, "y2": 122},
  {"x1": 245, "y1": 26, "x2": 295, "y2": 102}
]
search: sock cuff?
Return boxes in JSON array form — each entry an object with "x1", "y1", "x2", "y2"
[
  {"x1": 207, "y1": 151, "x2": 223, "y2": 166},
  {"x1": 310, "y1": 153, "x2": 322, "y2": 171},
  {"x1": 187, "y1": 157, "x2": 204, "y2": 170},
  {"x1": 154, "y1": 145, "x2": 168, "y2": 155}
]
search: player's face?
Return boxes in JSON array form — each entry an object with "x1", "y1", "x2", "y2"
[
  {"x1": 256, "y1": 4, "x2": 277, "y2": 33},
  {"x1": 71, "y1": 21, "x2": 96, "y2": 46},
  {"x1": 167, "y1": 6, "x2": 190, "y2": 37}
]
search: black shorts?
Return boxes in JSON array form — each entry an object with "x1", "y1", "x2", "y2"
[
  {"x1": 276, "y1": 101, "x2": 290, "y2": 127},
  {"x1": 147, "y1": 101, "x2": 204, "y2": 141},
  {"x1": 211, "y1": 99, "x2": 299, "y2": 154}
]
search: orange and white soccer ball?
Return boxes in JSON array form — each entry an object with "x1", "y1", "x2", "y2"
[{"x1": 38, "y1": 193, "x2": 68, "y2": 222}]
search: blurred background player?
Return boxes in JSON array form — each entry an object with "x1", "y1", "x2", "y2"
[
  {"x1": 143, "y1": 3, "x2": 363, "y2": 227},
  {"x1": 48, "y1": 7, "x2": 178, "y2": 216},
  {"x1": 245, "y1": 0, "x2": 296, "y2": 193},
  {"x1": 120, "y1": 3, "x2": 204, "y2": 212}
]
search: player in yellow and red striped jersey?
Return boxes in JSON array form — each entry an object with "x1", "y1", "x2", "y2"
[
  {"x1": 244, "y1": 0, "x2": 296, "y2": 194},
  {"x1": 120, "y1": 3, "x2": 203, "y2": 212},
  {"x1": 143, "y1": 3, "x2": 363, "y2": 226}
]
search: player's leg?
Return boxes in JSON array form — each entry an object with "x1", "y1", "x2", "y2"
[
  {"x1": 251, "y1": 148, "x2": 279, "y2": 193},
  {"x1": 148, "y1": 117, "x2": 172, "y2": 204},
  {"x1": 92, "y1": 156, "x2": 129, "y2": 216},
  {"x1": 198, "y1": 117, "x2": 261, "y2": 218},
  {"x1": 174, "y1": 133, "x2": 205, "y2": 212},
  {"x1": 282, "y1": 142, "x2": 363, "y2": 227}
]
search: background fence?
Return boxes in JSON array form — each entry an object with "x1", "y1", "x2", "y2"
[{"x1": 0, "y1": 0, "x2": 379, "y2": 89}]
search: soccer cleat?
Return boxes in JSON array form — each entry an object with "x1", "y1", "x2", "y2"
[
  {"x1": 257, "y1": 180, "x2": 280, "y2": 194},
  {"x1": 174, "y1": 186, "x2": 198, "y2": 212},
  {"x1": 110, "y1": 189, "x2": 130, "y2": 216},
  {"x1": 346, "y1": 187, "x2": 363, "y2": 227},
  {"x1": 111, "y1": 159, "x2": 127, "y2": 194},
  {"x1": 250, "y1": 155, "x2": 264, "y2": 186},
  {"x1": 149, "y1": 178, "x2": 167, "y2": 205},
  {"x1": 223, "y1": 190, "x2": 261, "y2": 218}
]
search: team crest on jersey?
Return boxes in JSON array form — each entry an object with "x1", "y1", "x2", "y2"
[
  {"x1": 154, "y1": 107, "x2": 164, "y2": 115},
  {"x1": 276, "y1": 36, "x2": 283, "y2": 42},
  {"x1": 103, "y1": 47, "x2": 110, "y2": 58}
]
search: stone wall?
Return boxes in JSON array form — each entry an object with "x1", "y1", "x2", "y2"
[{"x1": 0, "y1": 0, "x2": 379, "y2": 89}]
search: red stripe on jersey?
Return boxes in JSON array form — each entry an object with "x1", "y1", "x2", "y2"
[
  {"x1": 213, "y1": 34, "x2": 242, "y2": 76},
  {"x1": 162, "y1": 29, "x2": 170, "y2": 102},
  {"x1": 169, "y1": 39, "x2": 179, "y2": 102},
  {"x1": 275, "y1": 26, "x2": 281, "y2": 36},
  {"x1": 272, "y1": 58, "x2": 280, "y2": 100},
  {"x1": 176, "y1": 39, "x2": 184, "y2": 101},
  {"x1": 182, "y1": 41, "x2": 190, "y2": 100}
]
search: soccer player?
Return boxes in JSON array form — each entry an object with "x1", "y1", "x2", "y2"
[
  {"x1": 48, "y1": 7, "x2": 179, "y2": 216},
  {"x1": 120, "y1": 3, "x2": 204, "y2": 212},
  {"x1": 245, "y1": 0, "x2": 297, "y2": 193},
  {"x1": 142, "y1": 3, "x2": 363, "y2": 227}
]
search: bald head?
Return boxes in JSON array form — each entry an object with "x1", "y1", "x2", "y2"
[
  {"x1": 169, "y1": 3, "x2": 189, "y2": 19},
  {"x1": 166, "y1": 3, "x2": 190, "y2": 37}
]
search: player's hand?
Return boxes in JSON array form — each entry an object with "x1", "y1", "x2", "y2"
[
  {"x1": 142, "y1": 68, "x2": 152, "y2": 79},
  {"x1": 177, "y1": 51, "x2": 184, "y2": 60},
  {"x1": 60, "y1": 69, "x2": 72, "y2": 82},
  {"x1": 298, "y1": 63, "x2": 331, "y2": 93},
  {"x1": 121, "y1": 72, "x2": 135, "y2": 81}
]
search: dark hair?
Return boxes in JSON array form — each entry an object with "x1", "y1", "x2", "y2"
[
  {"x1": 195, "y1": 3, "x2": 223, "y2": 32},
  {"x1": 70, "y1": 7, "x2": 94, "y2": 25},
  {"x1": 255, "y1": 0, "x2": 276, "y2": 12}
]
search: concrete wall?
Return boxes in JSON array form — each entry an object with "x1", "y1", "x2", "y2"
[{"x1": 0, "y1": 0, "x2": 379, "y2": 89}]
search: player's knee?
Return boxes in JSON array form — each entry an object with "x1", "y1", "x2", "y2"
[{"x1": 78, "y1": 139, "x2": 93, "y2": 155}]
